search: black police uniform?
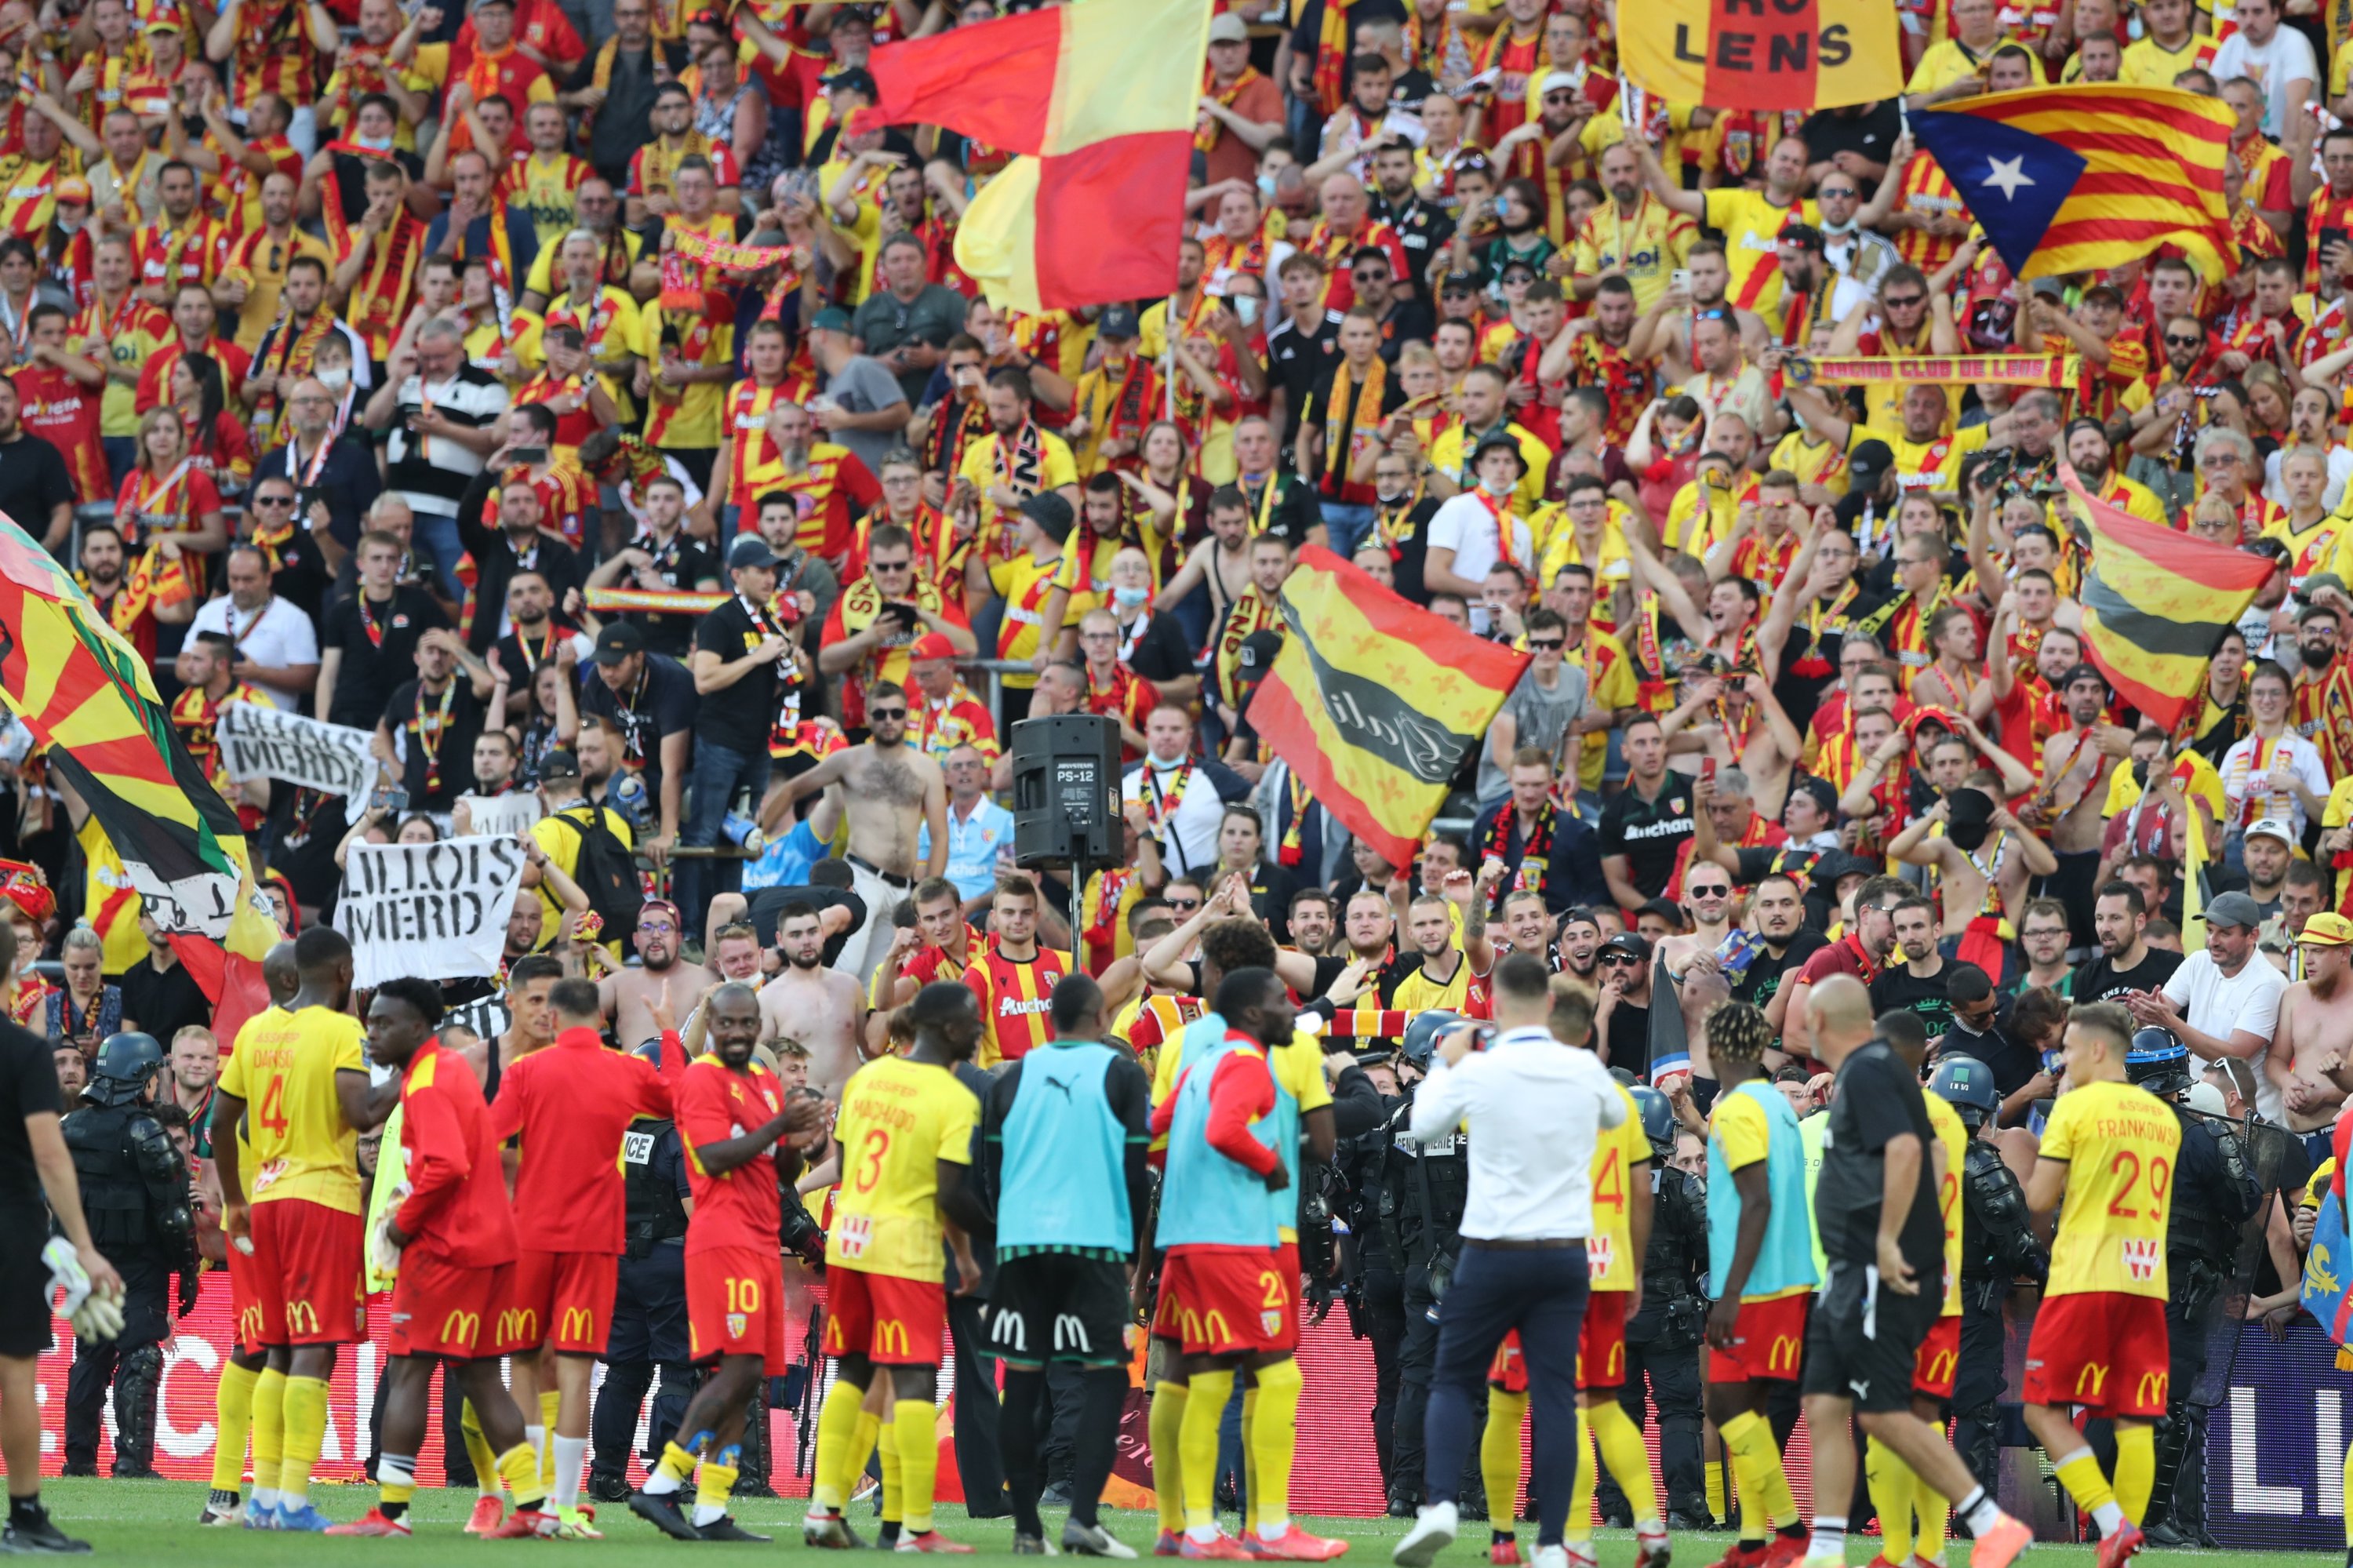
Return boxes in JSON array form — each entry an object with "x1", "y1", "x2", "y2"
[
  {"x1": 1952, "y1": 1137, "x2": 2046, "y2": 1495},
  {"x1": 1331, "y1": 1073, "x2": 1411, "y2": 1499},
  {"x1": 60, "y1": 1041, "x2": 195, "y2": 1477},
  {"x1": 1383, "y1": 1083, "x2": 1482, "y2": 1515},
  {"x1": 2146, "y1": 1104, "x2": 2260, "y2": 1545},
  {"x1": 589, "y1": 1108, "x2": 696, "y2": 1501}
]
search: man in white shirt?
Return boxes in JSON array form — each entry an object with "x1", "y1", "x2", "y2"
[
  {"x1": 1394, "y1": 952, "x2": 1625, "y2": 1568},
  {"x1": 2218, "y1": 663, "x2": 2329, "y2": 842},
  {"x1": 186, "y1": 544, "x2": 320, "y2": 710},
  {"x1": 2211, "y1": 0, "x2": 2315, "y2": 135},
  {"x1": 1425, "y1": 435, "x2": 1537, "y2": 636},
  {"x1": 2128, "y1": 891, "x2": 2291, "y2": 1123},
  {"x1": 1120, "y1": 704, "x2": 1252, "y2": 881}
]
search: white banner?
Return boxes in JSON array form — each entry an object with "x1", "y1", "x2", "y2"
[
  {"x1": 216, "y1": 703, "x2": 382, "y2": 822},
  {"x1": 335, "y1": 839, "x2": 526, "y2": 988},
  {"x1": 455, "y1": 792, "x2": 544, "y2": 839},
  {"x1": 441, "y1": 991, "x2": 510, "y2": 1046}
]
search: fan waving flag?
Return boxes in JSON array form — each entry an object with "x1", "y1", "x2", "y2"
[
  {"x1": 1910, "y1": 85, "x2": 2235, "y2": 280},
  {"x1": 1620, "y1": 0, "x2": 1901, "y2": 112},
  {"x1": 2061, "y1": 464, "x2": 2273, "y2": 732},
  {"x1": 1245, "y1": 547, "x2": 1527, "y2": 870},
  {"x1": 864, "y1": 0, "x2": 1212, "y2": 312}
]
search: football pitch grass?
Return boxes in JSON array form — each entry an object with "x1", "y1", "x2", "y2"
[{"x1": 24, "y1": 1480, "x2": 2347, "y2": 1566}]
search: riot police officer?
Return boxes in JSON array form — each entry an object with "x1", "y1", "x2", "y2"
[
  {"x1": 1328, "y1": 1044, "x2": 1409, "y2": 1502},
  {"x1": 1382, "y1": 1011, "x2": 1482, "y2": 1519},
  {"x1": 1596, "y1": 1082, "x2": 1710, "y2": 1526},
  {"x1": 60, "y1": 1031, "x2": 195, "y2": 1478},
  {"x1": 590, "y1": 1043, "x2": 696, "y2": 1503},
  {"x1": 2126, "y1": 1031, "x2": 2260, "y2": 1548},
  {"x1": 1931, "y1": 1053, "x2": 2046, "y2": 1501}
]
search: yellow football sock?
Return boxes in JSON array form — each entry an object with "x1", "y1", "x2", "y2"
[
  {"x1": 1720, "y1": 1409, "x2": 1797, "y2": 1536},
  {"x1": 696, "y1": 1461, "x2": 739, "y2": 1523},
  {"x1": 1482, "y1": 1389, "x2": 1529, "y2": 1536},
  {"x1": 496, "y1": 1441, "x2": 547, "y2": 1512},
  {"x1": 2113, "y1": 1424, "x2": 2155, "y2": 1525},
  {"x1": 210, "y1": 1362, "x2": 259, "y2": 1494},
  {"x1": 1250, "y1": 1359, "x2": 1302, "y2": 1534},
  {"x1": 1591, "y1": 1399, "x2": 1660, "y2": 1525},
  {"x1": 537, "y1": 1390, "x2": 561, "y2": 1491},
  {"x1": 2053, "y1": 1450, "x2": 2118, "y2": 1517},
  {"x1": 654, "y1": 1439, "x2": 700, "y2": 1486},
  {"x1": 277, "y1": 1375, "x2": 329, "y2": 1508},
  {"x1": 1916, "y1": 1479, "x2": 1949, "y2": 1563},
  {"x1": 1706, "y1": 1456, "x2": 1728, "y2": 1525},
  {"x1": 847, "y1": 1410, "x2": 883, "y2": 1505},
  {"x1": 1867, "y1": 1437, "x2": 1917, "y2": 1563},
  {"x1": 463, "y1": 1401, "x2": 504, "y2": 1499},
  {"x1": 1567, "y1": 1406, "x2": 1598, "y2": 1545},
  {"x1": 1180, "y1": 1370, "x2": 1235, "y2": 1532},
  {"x1": 1151, "y1": 1381, "x2": 1189, "y2": 1533},
  {"x1": 1241, "y1": 1389, "x2": 1261, "y2": 1532},
  {"x1": 249, "y1": 1366, "x2": 285, "y2": 1498},
  {"x1": 894, "y1": 1399, "x2": 940, "y2": 1535},
  {"x1": 809, "y1": 1377, "x2": 868, "y2": 1510},
  {"x1": 879, "y1": 1417, "x2": 904, "y2": 1526}
]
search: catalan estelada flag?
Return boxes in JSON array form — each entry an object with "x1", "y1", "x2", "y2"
[
  {"x1": 1910, "y1": 85, "x2": 2235, "y2": 281},
  {"x1": 1246, "y1": 547, "x2": 1526, "y2": 871},
  {"x1": 2062, "y1": 464, "x2": 2272, "y2": 733},
  {"x1": 864, "y1": 0, "x2": 1209, "y2": 312},
  {"x1": 1619, "y1": 0, "x2": 1900, "y2": 113}
]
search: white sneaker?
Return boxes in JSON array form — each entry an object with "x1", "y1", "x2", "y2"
[
  {"x1": 1395, "y1": 1503, "x2": 1460, "y2": 1568},
  {"x1": 1532, "y1": 1547, "x2": 1573, "y2": 1568}
]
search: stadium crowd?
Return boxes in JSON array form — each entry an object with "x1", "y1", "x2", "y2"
[{"x1": 4, "y1": 0, "x2": 2353, "y2": 1559}]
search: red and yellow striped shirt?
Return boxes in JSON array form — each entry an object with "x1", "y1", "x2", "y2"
[{"x1": 963, "y1": 938, "x2": 1071, "y2": 1068}]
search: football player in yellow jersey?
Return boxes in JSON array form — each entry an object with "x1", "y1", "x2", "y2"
[
  {"x1": 1479, "y1": 983, "x2": 1668, "y2": 1568},
  {"x1": 2019, "y1": 1002, "x2": 2181, "y2": 1567},
  {"x1": 208, "y1": 927, "x2": 394, "y2": 1533},
  {"x1": 802, "y1": 982, "x2": 985, "y2": 1553}
]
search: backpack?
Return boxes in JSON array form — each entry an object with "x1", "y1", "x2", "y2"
[{"x1": 542, "y1": 807, "x2": 641, "y2": 935}]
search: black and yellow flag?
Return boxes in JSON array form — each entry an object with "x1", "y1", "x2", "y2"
[{"x1": 1246, "y1": 546, "x2": 1526, "y2": 869}]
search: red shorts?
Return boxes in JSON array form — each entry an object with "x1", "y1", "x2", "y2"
[
  {"x1": 1272, "y1": 1242, "x2": 1300, "y2": 1352},
  {"x1": 821, "y1": 1263, "x2": 947, "y2": 1366},
  {"x1": 1486, "y1": 1291, "x2": 1629, "y2": 1393},
  {"x1": 227, "y1": 1242, "x2": 265, "y2": 1355},
  {"x1": 686, "y1": 1246, "x2": 789, "y2": 1375},
  {"x1": 1152, "y1": 1246, "x2": 1290, "y2": 1357},
  {"x1": 245, "y1": 1199, "x2": 365, "y2": 1347},
  {"x1": 1914, "y1": 1315, "x2": 1962, "y2": 1399},
  {"x1": 2022, "y1": 1291, "x2": 2169, "y2": 1417},
  {"x1": 387, "y1": 1254, "x2": 517, "y2": 1360},
  {"x1": 506, "y1": 1250, "x2": 620, "y2": 1354},
  {"x1": 1707, "y1": 1292, "x2": 1809, "y2": 1384}
]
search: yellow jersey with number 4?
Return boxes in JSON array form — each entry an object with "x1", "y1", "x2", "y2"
[
  {"x1": 219, "y1": 1004, "x2": 366, "y2": 1214},
  {"x1": 2038, "y1": 1079, "x2": 2180, "y2": 1300},
  {"x1": 824, "y1": 1054, "x2": 981, "y2": 1283},
  {"x1": 1588, "y1": 1082, "x2": 1648, "y2": 1293},
  {"x1": 1926, "y1": 1091, "x2": 1968, "y2": 1318}
]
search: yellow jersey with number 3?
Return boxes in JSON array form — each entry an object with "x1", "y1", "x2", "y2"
[
  {"x1": 1588, "y1": 1082, "x2": 1647, "y2": 1293},
  {"x1": 219, "y1": 1004, "x2": 366, "y2": 1215},
  {"x1": 2038, "y1": 1079, "x2": 2180, "y2": 1300},
  {"x1": 824, "y1": 1054, "x2": 982, "y2": 1284},
  {"x1": 1926, "y1": 1092, "x2": 1968, "y2": 1318}
]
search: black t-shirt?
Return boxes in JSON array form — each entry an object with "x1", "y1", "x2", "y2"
[
  {"x1": 322, "y1": 586, "x2": 450, "y2": 730},
  {"x1": 493, "y1": 621, "x2": 581, "y2": 691},
  {"x1": 578, "y1": 652, "x2": 697, "y2": 796},
  {"x1": 744, "y1": 885, "x2": 870, "y2": 968},
  {"x1": 625, "y1": 532, "x2": 723, "y2": 657},
  {"x1": 383, "y1": 676, "x2": 491, "y2": 810},
  {"x1": 0, "y1": 1016, "x2": 57, "y2": 1201},
  {"x1": 1814, "y1": 1041, "x2": 1942, "y2": 1269},
  {"x1": 0, "y1": 431, "x2": 71, "y2": 533},
  {"x1": 1937, "y1": 1018, "x2": 2040, "y2": 1098},
  {"x1": 693, "y1": 597, "x2": 785, "y2": 755},
  {"x1": 261, "y1": 528, "x2": 333, "y2": 624},
  {"x1": 1871, "y1": 961, "x2": 1955, "y2": 1041},
  {"x1": 1604, "y1": 999, "x2": 1649, "y2": 1075},
  {"x1": 1119, "y1": 611, "x2": 1197, "y2": 688},
  {"x1": 1307, "y1": 949, "x2": 1426, "y2": 1009},
  {"x1": 1377, "y1": 497, "x2": 1440, "y2": 604},
  {"x1": 1598, "y1": 777, "x2": 1697, "y2": 900},
  {"x1": 1267, "y1": 311, "x2": 1342, "y2": 427},
  {"x1": 2070, "y1": 945, "x2": 2185, "y2": 1006},
  {"x1": 118, "y1": 955, "x2": 212, "y2": 1047},
  {"x1": 1735, "y1": 928, "x2": 1827, "y2": 1013}
]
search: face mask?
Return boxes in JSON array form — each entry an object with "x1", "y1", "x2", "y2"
[
  {"x1": 2304, "y1": 641, "x2": 2337, "y2": 671},
  {"x1": 1256, "y1": 172, "x2": 1276, "y2": 199},
  {"x1": 316, "y1": 365, "x2": 350, "y2": 390},
  {"x1": 355, "y1": 133, "x2": 393, "y2": 151},
  {"x1": 55, "y1": 213, "x2": 83, "y2": 235},
  {"x1": 1113, "y1": 585, "x2": 1149, "y2": 609},
  {"x1": 1234, "y1": 295, "x2": 1260, "y2": 327}
]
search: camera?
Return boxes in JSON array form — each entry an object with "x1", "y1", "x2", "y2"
[{"x1": 778, "y1": 1189, "x2": 827, "y2": 1265}]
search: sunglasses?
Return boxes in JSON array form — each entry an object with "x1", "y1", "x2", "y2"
[
  {"x1": 1688, "y1": 885, "x2": 1731, "y2": 899},
  {"x1": 1169, "y1": 897, "x2": 1202, "y2": 911},
  {"x1": 868, "y1": 707, "x2": 907, "y2": 722},
  {"x1": 253, "y1": 493, "x2": 295, "y2": 506},
  {"x1": 1884, "y1": 293, "x2": 1925, "y2": 309},
  {"x1": 2165, "y1": 334, "x2": 2203, "y2": 348},
  {"x1": 871, "y1": 558, "x2": 912, "y2": 572},
  {"x1": 1598, "y1": 950, "x2": 1641, "y2": 966},
  {"x1": 1526, "y1": 637, "x2": 1565, "y2": 650}
]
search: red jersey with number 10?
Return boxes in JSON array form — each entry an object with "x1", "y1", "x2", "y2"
[{"x1": 674, "y1": 1055, "x2": 785, "y2": 1255}]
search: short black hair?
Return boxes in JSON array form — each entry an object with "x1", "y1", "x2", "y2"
[
  {"x1": 1946, "y1": 963, "x2": 1992, "y2": 1005},
  {"x1": 374, "y1": 975, "x2": 443, "y2": 1028},
  {"x1": 1049, "y1": 973, "x2": 1104, "y2": 1036},
  {"x1": 548, "y1": 977, "x2": 602, "y2": 1020},
  {"x1": 507, "y1": 953, "x2": 564, "y2": 989},
  {"x1": 1212, "y1": 966, "x2": 1284, "y2": 1023},
  {"x1": 294, "y1": 926, "x2": 351, "y2": 971},
  {"x1": 1493, "y1": 951, "x2": 1551, "y2": 1005}
]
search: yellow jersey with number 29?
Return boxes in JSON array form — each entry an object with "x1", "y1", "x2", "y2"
[
  {"x1": 219, "y1": 1004, "x2": 367, "y2": 1215},
  {"x1": 2038, "y1": 1079, "x2": 2180, "y2": 1300},
  {"x1": 824, "y1": 1054, "x2": 982, "y2": 1284},
  {"x1": 1926, "y1": 1091, "x2": 1969, "y2": 1318}
]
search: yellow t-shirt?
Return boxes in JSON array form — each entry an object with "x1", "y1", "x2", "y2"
[
  {"x1": 1570, "y1": 193, "x2": 1695, "y2": 315},
  {"x1": 522, "y1": 227, "x2": 645, "y2": 297},
  {"x1": 2100, "y1": 749, "x2": 2225, "y2": 824},
  {"x1": 1569, "y1": 627, "x2": 1640, "y2": 794},
  {"x1": 988, "y1": 551, "x2": 1064, "y2": 687},
  {"x1": 1428, "y1": 423, "x2": 1550, "y2": 517},
  {"x1": 824, "y1": 1054, "x2": 981, "y2": 1283},
  {"x1": 1769, "y1": 428, "x2": 1855, "y2": 500},
  {"x1": 818, "y1": 155, "x2": 886, "y2": 307},
  {"x1": 2039, "y1": 1078, "x2": 2181, "y2": 1299},
  {"x1": 407, "y1": 42, "x2": 558, "y2": 104},
  {"x1": 220, "y1": 1003, "x2": 367, "y2": 1216},
  {"x1": 1711, "y1": 1089, "x2": 1808, "y2": 1303},
  {"x1": 1588, "y1": 1082, "x2": 1647, "y2": 1292},
  {"x1": 1391, "y1": 951, "x2": 1475, "y2": 1016},
  {"x1": 957, "y1": 429, "x2": 1081, "y2": 562},
  {"x1": 1699, "y1": 187, "x2": 1819, "y2": 326},
  {"x1": 1926, "y1": 1091, "x2": 1968, "y2": 1319},
  {"x1": 1906, "y1": 35, "x2": 2046, "y2": 96},
  {"x1": 636, "y1": 310, "x2": 733, "y2": 449},
  {"x1": 531, "y1": 803, "x2": 636, "y2": 938},
  {"x1": 1857, "y1": 420, "x2": 1991, "y2": 494},
  {"x1": 1662, "y1": 478, "x2": 1733, "y2": 555}
]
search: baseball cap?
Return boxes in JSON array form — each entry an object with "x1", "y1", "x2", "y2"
[
  {"x1": 824, "y1": 64, "x2": 878, "y2": 96},
  {"x1": 2204, "y1": 890, "x2": 2264, "y2": 930},
  {"x1": 540, "y1": 748, "x2": 582, "y2": 781},
  {"x1": 53, "y1": 177, "x2": 91, "y2": 206},
  {"x1": 638, "y1": 898, "x2": 682, "y2": 930},
  {"x1": 2245, "y1": 817, "x2": 2293, "y2": 846},
  {"x1": 1537, "y1": 71, "x2": 1580, "y2": 95},
  {"x1": 2059, "y1": 662, "x2": 2105, "y2": 689},
  {"x1": 592, "y1": 621, "x2": 646, "y2": 666},
  {"x1": 1600, "y1": 931, "x2": 1651, "y2": 965},
  {"x1": 1438, "y1": 271, "x2": 1480, "y2": 295},
  {"x1": 907, "y1": 631, "x2": 958, "y2": 663},
  {"x1": 1207, "y1": 12, "x2": 1249, "y2": 42},
  {"x1": 2301, "y1": 911, "x2": 2353, "y2": 948},
  {"x1": 1097, "y1": 303, "x2": 1141, "y2": 340},
  {"x1": 1778, "y1": 222, "x2": 1825, "y2": 253},
  {"x1": 1846, "y1": 438, "x2": 1893, "y2": 490},
  {"x1": 2080, "y1": 282, "x2": 2125, "y2": 307},
  {"x1": 809, "y1": 305, "x2": 853, "y2": 333},
  {"x1": 1234, "y1": 629, "x2": 1284, "y2": 684},
  {"x1": 726, "y1": 534, "x2": 782, "y2": 572}
]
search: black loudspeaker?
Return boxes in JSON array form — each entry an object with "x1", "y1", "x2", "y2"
[{"x1": 1012, "y1": 713, "x2": 1122, "y2": 871}]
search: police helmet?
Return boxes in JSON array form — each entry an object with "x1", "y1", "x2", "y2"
[
  {"x1": 1398, "y1": 1010, "x2": 1462, "y2": 1072},
  {"x1": 2125, "y1": 1027, "x2": 2193, "y2": 1100},
  {"x1": 85, "y1": 1031, "x2": 164, "y2": 1106},
  {"x1": 1629, "y1": 1082, "x2": 1675, "y2": 1160},
  {"x1": 1928, "y1": 1053, "x2": 1999, "y2": 1130}
]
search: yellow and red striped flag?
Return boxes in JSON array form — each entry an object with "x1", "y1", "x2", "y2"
[
  {"x1": 1911, "y1": 85, "x2": 2235, "y2": 280},
  {"x1": 1246, "y1": 547, "x2": 1526, "y2": 870},
  {"x1": 864, "y1": 0, "x2": 1210, "y2": 312}
]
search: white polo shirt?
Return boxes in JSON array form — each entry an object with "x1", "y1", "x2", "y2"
[{"x1": 188, "y1": 593, "x2": 319, "y2": 710}]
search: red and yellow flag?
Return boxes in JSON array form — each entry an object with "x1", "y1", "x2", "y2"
[
  {"x1": 1246, "y1": 547, "x2": 1526, "y2": 871},
  {"x1": 1620, "y1": 0, "x2": 1901, "y2": 113},
  {"x1": 866, "y1": 0, "x2": 1210, "y2": 311}
]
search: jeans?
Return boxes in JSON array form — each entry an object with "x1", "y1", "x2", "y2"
[
  {"x1": 1321, "y1": 502, "x2": 1376, "y2": 558},
  {"x1": 679, "y1": 739, "x2": 769, "y2": 924},
  {"x1": 1424, "y1": 1242, "x2": 1589, "y2": 1547},
  {"x1": 412, "y1": 508, "x2": 467, "y2": 600}
]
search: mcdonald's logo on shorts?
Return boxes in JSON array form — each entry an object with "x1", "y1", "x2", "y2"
[
  {"x1": 285, "y1": 1300, "x2": 320, "y2": 1336},
  {"x1": 874, "y1": 1319, "x2": 911, "y2": 1358},
  {"x1": 821, "y1": 1315, "x2": 844, "y2": 1353},
  {"x1": 560, "y1": 1307, "x2": 596, "y2": 1344},
  {"x1": 442, "y1": 1311, "x2": 481, "y2": 1347},
  {"x1": 2136, "y1": 1371, "x2": 2168, "y2": 1408},
  {"x1": 1602, "y1": 1341, "x2": 1624, "y2": 1381},
  {"x1": 1202, "y1": 1311, "x2": 1231, "y2": 1344},
  {"x1": 2075, "y1": 1362, "x2": 2110, "y2": 1399},
  {"x1": 1921, "y1": 1348, "x2": 1957, "y2": 1387},
  {"x1": 238, "y1": 1304, "x2": 263, "y2": 1346},
  {"x1": 1766, "y1": 1335, "x2": 1802, "y2": 1374},
  {"x1": 497, "y1": 1308, "x2": 539, "y2": 1344}
]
